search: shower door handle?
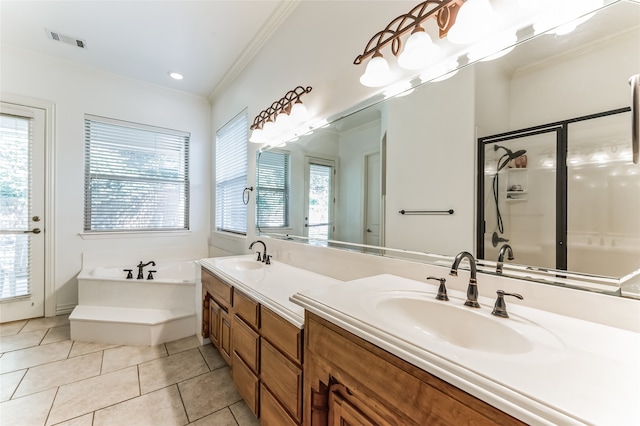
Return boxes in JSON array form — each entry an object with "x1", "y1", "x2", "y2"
[
  {"x1": 629, "y1": 74, "x2": 639, "y2": 164},
  {"x1": 24, "y1": 228, "x2": 41, "y2": 234}
]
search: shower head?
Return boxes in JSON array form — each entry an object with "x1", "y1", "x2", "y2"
[
  {"x1": 494, "y1": 145, "x2": 527, "y2": 171},
  {"x1": 494, "y1": 144, "x2": 527, "y2": 159}
]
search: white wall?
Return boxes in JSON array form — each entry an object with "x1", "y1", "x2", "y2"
[
  {"x1": 1, "y1": 46, "x2": 211, "y2": 314},
  {"x1": 384, "y1": 67, "x2": 476, "y2": 256}
]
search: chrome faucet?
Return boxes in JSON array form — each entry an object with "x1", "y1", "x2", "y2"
[
  {"x1": 249, "y1": 240, "x2": 269, "y2": 263},
  {"x1": 449, "y1": 251, "x2": 480, "y2": 308},
  {"x1": 496, "y1": 244, "x2": 514, "y2": 274},
  {"x1": 136, "y1": 260, "x2": 156, "y2": 279}
]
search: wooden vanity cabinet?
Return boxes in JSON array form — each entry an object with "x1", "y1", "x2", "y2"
[
  {"x1": 304, "y1": 312, "x2": 526, "y2": 426},
  {"x1": 200, "y1": 267, "x2": 304, "y2": 424},
  {"x1": 201, "y1": 268, "x2": 233, "y2": 366}
]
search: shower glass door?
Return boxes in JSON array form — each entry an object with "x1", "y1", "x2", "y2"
[
  {"x1": 567, "y1": 111, "x2": 639, "y2": 277},
  {"x1": 481, "y1": 130, "x2": 560, "y2": 269}
]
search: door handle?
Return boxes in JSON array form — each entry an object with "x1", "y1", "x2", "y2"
[
  {"x1": 367, "y1": 229, "x2": 372, "y2": 232},
  {"x1": 24, "y1": 228, "x2": 41, "y2": 234}
]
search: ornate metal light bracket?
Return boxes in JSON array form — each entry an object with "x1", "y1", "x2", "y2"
[
  {"x1": 353, "y1": 0, "x2": 465, "y2": 66},
  {"x1": 250, "y1": 86, "x2": 313, "y2": 130}
]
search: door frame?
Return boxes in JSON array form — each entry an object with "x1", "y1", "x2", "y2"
[{"x1": 2, "y1": 93, "x2": 56, "y2": 318}]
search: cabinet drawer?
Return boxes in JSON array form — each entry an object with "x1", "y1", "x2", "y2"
[
  {"x1": 260, "y1": 383, "x2": 299, "y2": 426},
  {"x1": 261, "y1": 339, "x2": 302, "y2": 423},
  {"x1": 232, "y1": 315, "x2": 260, "y2": 373},
  {"x1": 201, "y1": 268, "x2": 232, "y2": 309},
  {"x1": 234, "y1": 290, "x2": 260, "y2": 329},
  {"x1": 260, "y1": 306, "x2": 303, "y2": 364},
  {"x1": 232, "y1": 352, "x2": 259, "y2": 416}
]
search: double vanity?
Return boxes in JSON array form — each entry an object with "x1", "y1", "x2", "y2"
[{"x1": 199, "y1": 251, "x2": 639, "y2": 425}]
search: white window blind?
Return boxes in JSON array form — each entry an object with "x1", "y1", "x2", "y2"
[
  {"x1": 215, "y1": 111, "x2": 248, "y2": 234},
  {"x1": 0, "y1": 113, "x2": 31, "y2": 299},
  {"x1": 84, "y1": 115, "x2": 190, "y2": 232},
  {"x1": 257, "y1": 150, "x2": 290, "y2": 228}
]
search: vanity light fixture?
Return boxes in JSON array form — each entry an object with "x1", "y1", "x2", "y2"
[
  {"x1": 249, "y1": 86, "x2": 312, "y2": 144},
  {"x1": 520, "y1": 0, "x2": 605, "y2": 36},
  {"x1": 354, "y1": 0, "x2": 465, "y2": 87}
]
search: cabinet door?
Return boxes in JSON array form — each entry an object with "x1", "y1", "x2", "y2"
[
  {"x1": 220, "y1": 308, "x2": 232, "y2": 366},
  {"x1": 202, "y1": 290, "x2": 210, "y2": 339},
  {"x1": 260, "y1": 383, "x2": 298, "y2": 426},
  {"x1": 232, "y1": 315, "x2": 260, "y2": 373},
  {"x1": 261, "y1": 339, "x2": 302, "y2": 423},
  {"x1": 209, "y1": 298, "x2": 221, "y2": 349},
  {"x1": 232, "y1": 352, "x2": 260, "y2": 416},
  {"x1": 329, "y1": 392, "x2": 376, "y2": 426}
]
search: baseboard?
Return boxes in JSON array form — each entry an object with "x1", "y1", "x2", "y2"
[{"x1": 56, "y1": 303, "x2": 76, "y2": 316}]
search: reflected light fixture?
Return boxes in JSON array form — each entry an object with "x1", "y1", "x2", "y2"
[
  {"x1": 447, "y1": 0, "x2": 499, "y2": 45},
  {"x1": 354, "y1": 0, "x2": 465, "y2": 87},
  {"x1": 249, "y1": 86, "x2": 312, "y2": 144},
  {"x1": 525, "y1": 0, "x2": 605, "y2": 36}
]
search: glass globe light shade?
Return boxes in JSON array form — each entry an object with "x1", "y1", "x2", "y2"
[
  {"x1": 447, "y1": 0, "x2": 496, "y2": 45},
  {"x1": 262, "y1": 119, "x2": 276, "y2": 139},
  {"x1": 397, "y1": 29, "x2": 440, "y2": 71},
  {"x1": 290, "y1": 101, "x2": 309, "y2": 123},
  {"x1": 249, "y1": 128, "x2": 265, "y2": 144},
  {"x1": 359, "y1": 54, "x2": 392, "y2": 87},
  {"x1": 275, "y1": 111, "x2": 292, "y2": 131}
]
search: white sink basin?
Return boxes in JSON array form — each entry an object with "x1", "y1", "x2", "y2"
[
  {"x1": 369, "y1": 291, "x2": 531, "y2": 354},
  {"x1": 365, "y1": 290, "x2": 562, "y2": 355},
  {"x1": 218, "y1": 257, "x2": 265, "y2": 271}
]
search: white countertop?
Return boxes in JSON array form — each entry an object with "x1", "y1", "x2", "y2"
[
  {"x1": 199, "y1": 255, "x2": 341, "y2": 328},
  {"x1": 291, "y1": 274, "x2": 640, "y2": 426}
]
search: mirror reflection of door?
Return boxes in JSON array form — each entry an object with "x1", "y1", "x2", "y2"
[
  {"x1": 304, "y1": 157, "x2": 335, "y2": 239},
  {"x1": 0, "y1": 102, "x2": 46, "y2": 322},
  {"x1": 364, "y1": 152, "x2": 381, "y2": 248}
]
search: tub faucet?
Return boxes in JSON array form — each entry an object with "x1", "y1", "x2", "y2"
[
  {"x1": 137, "y1": 261, "x2": 156, "y2": 279},
  {"x1": 249, "y1": 240, "x2": 268, "y2": 263},
  {"x1": 496, "y1": 244, "x2": 514, "y2": 274},
  {"x1": 449, "y1": 251, "x2": 480, "y2": 308}
]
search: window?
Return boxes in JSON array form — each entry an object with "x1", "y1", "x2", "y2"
[
  {"x1": 215, "y1": 111, "x2": 248, "y2": 234},
  {"x1": 84, "y1": 115, "x2": 190, "y2": 232},
  {"x1": 257, "y1": 150, "x2": 290, "y2": 229}
]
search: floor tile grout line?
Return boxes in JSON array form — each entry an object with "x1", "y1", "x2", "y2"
[
  {"x1": 43, "y1": 384, "x2": 61, "y2": 426},
  {"x1": 173, "y1": 381, "x2": 191, "y2": 424}
]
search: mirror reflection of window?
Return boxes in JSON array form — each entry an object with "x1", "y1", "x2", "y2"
[
  {"x1": 256, "y1": 150, "x2": 290, "y2": 229},
  {"x1": 305, "y1": 158, "x2": 335, "y2": 240}
]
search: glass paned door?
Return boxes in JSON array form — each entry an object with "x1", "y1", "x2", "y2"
[
  {"x1": 304, "y1": 158, "x2": 334, "y2": 240},
  {"x1": 1, "y1": 103, "x2": 46, "y2": 322}
]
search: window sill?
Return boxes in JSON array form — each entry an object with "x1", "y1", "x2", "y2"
[{"x1": 79, "y1": 230, "x2": 191, "y2": 240}]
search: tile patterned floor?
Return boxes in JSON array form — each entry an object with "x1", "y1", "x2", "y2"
[{"x1": 0, "y1": 315, "x2": 259, "y2": 426}]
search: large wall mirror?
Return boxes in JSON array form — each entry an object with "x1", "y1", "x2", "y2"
[{"x1": 256, "y1": 0, "x2": 640, "y2": 297}]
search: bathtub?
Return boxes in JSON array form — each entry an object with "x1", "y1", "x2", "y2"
[
  {"x1": 79, "y1": 260, "x2": 197, "y2": 284},
  {"x1": 71, "y1": 259, "x2": 199, "y2": 346},
  {"x1": 76, "y1": 260, "x2": 197, "y2": 312}
]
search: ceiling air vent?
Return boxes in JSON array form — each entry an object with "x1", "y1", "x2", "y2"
[{"x1": 45, "y1": 28, "x2": 87, "y2": 49}]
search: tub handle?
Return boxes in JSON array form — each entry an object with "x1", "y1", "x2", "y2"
[
  {"x1": 123, "y1": 269, "x2": 133, "y2": 279},
  {"x1": 147, "y1": 270, "x2": 156, "y2": 280}
]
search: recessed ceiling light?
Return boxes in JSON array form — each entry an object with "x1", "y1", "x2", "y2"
[{"x1": 169, "y1": 72, "x2": 183, "y2": 80}]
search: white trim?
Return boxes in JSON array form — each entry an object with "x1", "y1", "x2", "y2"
[
  {"x1": 1, "y1": 93, "x2": 56, "y2": 318},
  {"x1": 56, "y1": 303, "x2": 76, "y2": 316}
]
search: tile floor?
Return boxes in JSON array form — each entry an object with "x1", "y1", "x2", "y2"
[{"x1": 0, "y1": 315, "x2": 259, "y2": 426}]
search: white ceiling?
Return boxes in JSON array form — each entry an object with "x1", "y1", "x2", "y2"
[{"x1": 0, "y1": 0, "x2": 293, "y2": 98}]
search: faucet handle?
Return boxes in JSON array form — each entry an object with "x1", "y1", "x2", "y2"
[
  {"x1": 123, "y1": 269, "x2": 133, "y2": 279},
  {"x1": 147, "y1": 270, "x2": 156, "y2": 280},
  {"x1": 426, "y1": 276, "x2": 448, "y2": 301},
  {"x1": 264, "y1": 255, "x2": 271, "y2": 265},
  {"x1": 491, "y1": 290, "x2": 524, "y2": 318},
  {"x1": 255, "y1": 252, "x2": 262, "y2": 262}
]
